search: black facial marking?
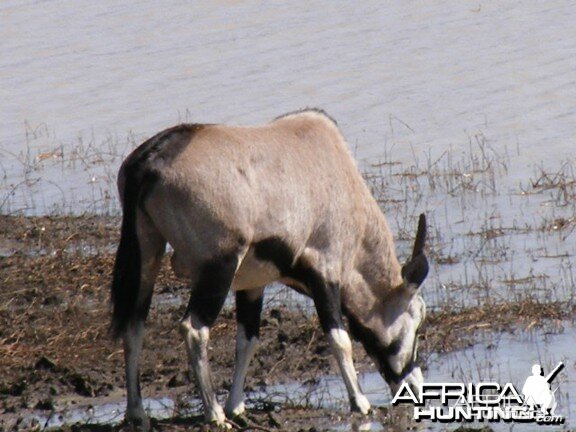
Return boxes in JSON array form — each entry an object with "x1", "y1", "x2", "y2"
[
  {"x1": 343, "y1": 306, "x2": 418, "y2": 384},
  {"x1": 386, "y1": 339, "x2": 402, "y2": 357},
  {"x1": 185, "y1": 252, "x2": 238, "y2": 327},
  {"x1": 387, "y1": 362, "x2": 417, "y2": 384},
  {"x1": 236, "y1": 291, "x2": 264, "y2": 340},
  {"x1": 254, "y1": 236, "x2": 421, "y2": 384}
]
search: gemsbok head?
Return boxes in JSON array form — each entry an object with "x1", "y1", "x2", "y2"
[{"x1": 110, "y1": 109, "x2": 429, "y2": 429}]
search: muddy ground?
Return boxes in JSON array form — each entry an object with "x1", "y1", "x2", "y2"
[{"x1": 0, "y1": 215, "x2": 572, "y2": 431}]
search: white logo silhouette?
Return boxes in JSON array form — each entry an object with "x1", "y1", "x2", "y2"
[
  {"x1": 392, "y1": 361, "x2": 566, "y2": 424},
  {"x1": 522, "y1": 362, "x2": 564, "y2": 414}
]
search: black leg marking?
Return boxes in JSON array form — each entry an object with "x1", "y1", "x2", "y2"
[
  {"x1": 185, "y1": 253, "x2": 239, "y2": 327},
  {"x1": 289, "y1": 257, "x2": 344, "y2": 333},
  {"x1": 253, "y1": 237, "x2": 294, "y2": 274},
  {"x1": 310, "y1": 280, "x2": 344, "y2": 333},
  {"x1": 180, "y1": 253, "x2": 236, "y2": 425},
  {"x1": 254, "y1": 237, "x2": 371, "y2": 413},
  {"x1": 253, "y1": 237, "x2": 344, "y2": 332},
  {"x1": 236, "y1": 291, "x2": 264, "y2": 340}
]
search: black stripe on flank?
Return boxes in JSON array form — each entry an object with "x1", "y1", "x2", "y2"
[
  {"x1": 253, "y1": 237, "x2": 345, "y2": 333},
  {"x1": 253, "y1": 237, "x2": 295, "y2": 274},
  {"x1": 253, "y1": 237, "x2": 325, "y2": 289}
]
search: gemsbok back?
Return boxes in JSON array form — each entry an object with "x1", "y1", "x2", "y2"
[{"x1": 111, "y1": 109, "x2": 429, "y2": 429}]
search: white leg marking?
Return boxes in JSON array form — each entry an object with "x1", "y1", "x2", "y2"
[
  {"x1": 329, "y1": 328, "x2": 371, "y2": 414},
  {"x1": 180, "y1": 316, "x2": 227, "y2": 425},
  {"x1": 225, "y1": 324, "x2": 259, "y2": 417}
]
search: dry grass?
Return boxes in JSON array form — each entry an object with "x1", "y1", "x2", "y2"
[
  {"x1": 421, "y1": 300, "x2": 573, "y2": 355},
  {"x1": 0, "y1": 213, "x2": 573, "y2": 431}
]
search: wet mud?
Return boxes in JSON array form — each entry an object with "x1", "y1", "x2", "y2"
[{"x1": 0, "y1": 215, "x2": 572, "y2": 431}]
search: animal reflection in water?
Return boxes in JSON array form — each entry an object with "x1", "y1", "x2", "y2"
[{"x1": 522, "y1": 362, "x2": 564, "y2": 414}]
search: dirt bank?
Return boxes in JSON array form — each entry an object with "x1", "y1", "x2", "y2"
[{"x1": 0, "y1": 215, "x2": 572, "y2": 431}]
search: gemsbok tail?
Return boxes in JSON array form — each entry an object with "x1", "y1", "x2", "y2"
[
  {"x1": 110, "y1": 125, "x2": 197, "y2": 339},
  {"x1": 110, "y1": 157, "x2": 146, "y2": 339}
]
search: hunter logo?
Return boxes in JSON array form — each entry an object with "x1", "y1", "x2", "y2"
[
  {"x1": 392, "y1": 362, "x2": 565, "y2": 425},
  {"x1": 522, "y1": 363, "x2": 563, "y2": 415}
]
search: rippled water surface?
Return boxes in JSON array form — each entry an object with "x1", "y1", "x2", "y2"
[
  {"x1": 2, "y1": 0, "x2": 575, "y2": 212},
  {"x1": 2, "y1": 2, "x2": 576, "y2": 430}
]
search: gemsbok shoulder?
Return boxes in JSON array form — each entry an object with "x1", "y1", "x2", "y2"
[{"x1": 111, "y1": 109, "x2": 429, "y2": 429}]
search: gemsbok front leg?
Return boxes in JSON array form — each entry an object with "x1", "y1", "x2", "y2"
[
  {"x1": 309, "y1": 276, "x2": 371, "y2": 414},
  {"x1": 225, "y1": 288, "x2": 265, "y2": 417},
  {"x1": 179, "y1": 253, "x2": 239, "y2": 426}
]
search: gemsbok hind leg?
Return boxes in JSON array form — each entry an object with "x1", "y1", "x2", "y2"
[
  {"x1": 309, "y1": 275, "x2": 371, "y2": 414},
  {"x1": 180, "y1": 253, "x2": 239, "y2": 425},
  {"x1": 225, "y1": 288, "x2": 265, "y2": 417},
  {"x1": 124, "y1": 215, "x2": 166, "y2": 431}
]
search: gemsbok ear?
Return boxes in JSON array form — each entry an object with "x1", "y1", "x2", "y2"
[{"x1": 401, "y1": 214, "x2": 429, "y2": 293}]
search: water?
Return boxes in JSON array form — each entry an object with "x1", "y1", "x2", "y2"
[
  {"x1": 1, "y1": 1, "x2": 575, "y2": 308},
  {"x1": 1, "y1": 1, "x2": 575, "y2": 212},
  {"x1": 29, "y1": 396, "x2": 176, "y2": 429},
  {"x1": 3, "y1": 2, "x2": 575, "y2": 430},
  {"x1": 23, "y1": 323, "x2": 576, "y2": 430},
  {"x1": 420, "y1": 323, "x2": 576, "y2": 431}
]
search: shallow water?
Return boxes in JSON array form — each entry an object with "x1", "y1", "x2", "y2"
[
  {"x1": 26, "y1": 323, "x2": 576, "y2": 430},
  {"x1": 415, "y1": 323, "x2": 576, "y2": 430}
]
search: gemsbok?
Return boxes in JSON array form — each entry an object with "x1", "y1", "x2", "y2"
[{"x1": 111, "y1": 109, "x2": 429, "y2": 429}]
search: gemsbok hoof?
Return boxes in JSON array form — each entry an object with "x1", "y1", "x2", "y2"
[
  {"x1": 224, "y1": 400, "x2": 246, "y2": 419},
  {"x1": 351, "y1": 394, "x2": 372, "y2": 415},
  {"x1": 125, "y1": 415, "x2": 151, "y2": 432},
  {"x1": 211, "y1": 419, "x2": 232, "y2": 430}
]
